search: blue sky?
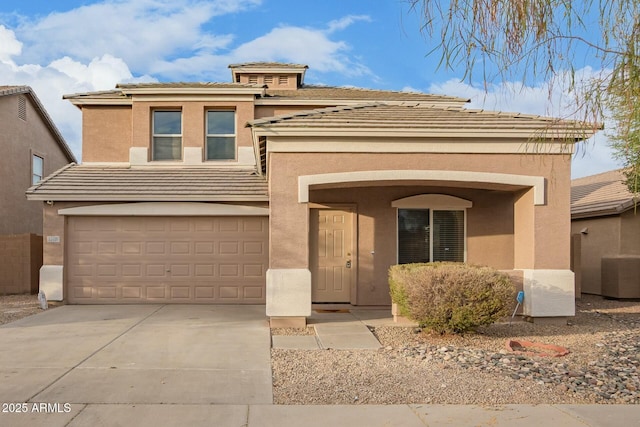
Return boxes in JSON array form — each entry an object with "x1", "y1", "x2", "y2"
[{"x1": 0, "y1": 0, "x2": 620, "y2": 177}]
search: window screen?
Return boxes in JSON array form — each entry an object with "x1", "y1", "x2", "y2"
[
  {"x1": 152, "y1": 111, "x2": 182, "y2": 160},
  {"x1": 206, "y1": 111, "x2": 235, "y2": 160}
]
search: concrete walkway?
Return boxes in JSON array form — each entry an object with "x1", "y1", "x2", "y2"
[
  {"x1": 272, "y1": 308, "x2": 388, "y2": 350},
  {"x1": 0, "y1": 305, "x2": 272, "y2": 412},
  {"x1": 1, "y1": 403, "x2": 638, "y2": 426}
]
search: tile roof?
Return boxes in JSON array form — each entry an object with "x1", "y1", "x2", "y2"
[
  {"x1": 63, "y1": 84, "x2": 465, "y2": 104},
  {"x1": 26, "y1": 164, "x2": 268, "y2": 202},
  {"x1": 1, "y1": 86, "x2": 76, "y2": 162},
  {"x1": 115, "y1": 82, "x2": 263, "y2": 90},
  {"x1": 228, "y1": 62, "x2": 308, "y2": 69},
  {"x1": 248, "y1": 103, "x2": 595, "y2": 137},
  {"x1": 571, "y1": 169, "x2": 637, "y2": 218},
  {"x1": 264, "y1": 85, "x2": 467, "y2": 103}
]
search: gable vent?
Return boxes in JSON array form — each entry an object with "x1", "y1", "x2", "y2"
[{"x1": 18, "y1": 95, "x2": 27, "y2": 121}]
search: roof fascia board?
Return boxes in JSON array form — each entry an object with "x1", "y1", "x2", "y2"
[
  {"x1": 252, "y1": 127, "x2": 585, "y2": 142},
  {"x1": 122, "y1": 87, "x2": 265, "y2": 96},
  {"x1": 254, "y1": 99, "x2": 466, "y2": 107},
  {"x1": 58, "y1": 202, "x2": 269, "y2": 216},
  {"x1": 265, "y1": 139, "x2": 574, "y2": 154},
  {"x1": 131, "y1": 94, "x2": 258, "y2": 103},
  {"x1": 26, "y1": 194, "x2": 269, "y2": 202},
  {"x1": 66, "y1": 98, "x2": 132, "y2": 106}
]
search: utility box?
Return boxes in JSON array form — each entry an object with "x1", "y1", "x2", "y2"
[{"x1": 601, "y1": 255, "x2": 640, "y2": 298}]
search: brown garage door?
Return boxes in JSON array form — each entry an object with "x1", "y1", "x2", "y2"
[{"x1": 66, "y1": 216, "x2": 268, "y2": 304}]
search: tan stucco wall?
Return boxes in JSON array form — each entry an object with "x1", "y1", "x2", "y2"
[
  {"x1": 255, "y1": 105, "x2": 326, "y2": 119},
  {"x1": 0, "y1": 233, "x2": 42, "y2": 294},
  {"x1": 571, "y1": 209, "x2": 639, "y2": 296},
  {"x1": 268, "y1": 151, "x2": 572, "y2": 304},
  {"x1": 0, "y1": 94, "x2": 72, "y2": 235},
  {"x1": 620, "y1": 209, "x2": 640, "y2": 255},
  {"x1": 571, "y1": 215, "x2": 621, "y2": 295},
  {"x1": 128, "y1": 100, "x2": 255, "y2": 161},
  {"x1": 82, "y1": 106, "x2": 132, "y2": 162},
  {"x1": 309, "y1": 186, "x2": 515, "y2": 305}
]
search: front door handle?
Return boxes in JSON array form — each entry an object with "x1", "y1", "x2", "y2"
[{"x1": 345, "y1": 260, "x2": 352, "y2": 268}]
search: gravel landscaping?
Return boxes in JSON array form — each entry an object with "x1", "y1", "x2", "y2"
[
  {"x1": 272, "y1": 295, "x2": 640, "y2": 405},
  {"x1": 0, "y1": 294, "x2": 52, "y2": 325},
  {"x1": 2, "y1": 293, "x2": 638, "y2": 405}
]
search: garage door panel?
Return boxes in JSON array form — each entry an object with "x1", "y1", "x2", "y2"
[{"x1": 67, "y1": 216, "x2": 268, "y2": 304}]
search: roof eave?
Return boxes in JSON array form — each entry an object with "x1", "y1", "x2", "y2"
[
  {"x1": 119, "y1": 87, "x2": 266, "y2": 96},
  {"x1": 250, "y1": 126, "x2": 591, "y2": 141},
  {"x1": 26, "y1": 194, "x2": 269, "y2": 202}
]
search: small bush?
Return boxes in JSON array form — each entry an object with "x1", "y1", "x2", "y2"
[{"x1": 389, "y1": 262, "x2": 515, "y2": 334}]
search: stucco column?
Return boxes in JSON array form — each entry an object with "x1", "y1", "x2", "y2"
[
  {"x1": 265, "y1": 154, "x2": 311, "y2": 323},
  {"x1": 39, "y1": 202, "x2": 65, "y2": 301},
  {"x1": 514, "y1": 184, "x2": 575, "y2": 318}
]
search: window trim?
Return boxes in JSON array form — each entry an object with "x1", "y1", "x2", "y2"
[
  {"x1": 393, "y1": 194, "x2": 472, "y2": 264},
  {"x1": 205, "y1": 109, "x2": 237, "y2": 161},
  {"x1": 151, "y1": 109, "x2": 182, "y2": 161},
  {"x1": 31, "y1": 152, "x2": 44, "y2": 185}
]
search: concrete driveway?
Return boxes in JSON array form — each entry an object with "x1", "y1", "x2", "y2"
[{"x1": 0, "y1": 305, "x2": 272, "y2": 426}]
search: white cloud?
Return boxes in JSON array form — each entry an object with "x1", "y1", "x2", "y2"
[
  {"x1": 0, "y1": 25, "x2": 154, "y2": 159},
  {"x1": 427, "y1": 71, "x2": 623, "y2": 178},
  {"x1": 232, "y1": 26, "x2": 372, "y2": 76},
  {"x1": 13, "y1": 0, "x2": 259, "y2": 73},
  {"x1": 0, "y1": 25, "x2": 21, "y2": 62},
  {"x1": 1, "y1": 1, "x2": 376, "y2": 159},
  {"x1": 326, "y1": 15, "x2": 371, "y2": 34},
  {"x1": 151, "y1": 19, "x2": 375, "y2": 80}
]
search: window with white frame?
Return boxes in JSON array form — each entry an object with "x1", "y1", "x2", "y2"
[
  {"x1": 152, "y1": 110, "x2": 182, "y2": 160},
  {"x1": 32, "y1": 154, "x2": 43, "y2": 185},
  {"x1": 393, "y1": 194, "x2": 471, "y2": 264},
  {"x1": 206, "y1": 110, "x2": 236, "y2": 160}
]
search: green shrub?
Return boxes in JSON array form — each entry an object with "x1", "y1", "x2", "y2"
[{"x1": 389, "y1": 262, "x2": 515, "y2": 334}]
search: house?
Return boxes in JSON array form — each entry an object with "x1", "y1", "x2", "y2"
[
  {"x1": 26, "y1": 62, "x2": 595, "y2": 326},
  {"x1": 571, "y1": 169, "x2": 640, "y2": 298},
  {"x1": 0, "y1": 86, "x2": 76, "y2": 295}
]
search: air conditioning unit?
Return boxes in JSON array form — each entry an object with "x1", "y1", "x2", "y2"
[{"x1": 601, "y1": 255, "x2": 640, "y2": 298}]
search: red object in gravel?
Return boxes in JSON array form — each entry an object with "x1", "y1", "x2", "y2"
[{"x1": 506, "y1": 339, "x2": 570, "y2": 357}]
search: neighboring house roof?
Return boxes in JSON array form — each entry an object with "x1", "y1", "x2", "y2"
[
  {"x1": 0, "y1": 85, "x2": 76, "y2": 162},
  {"x1": 26, "y1": 164, "x2": 268, "y2": 202},
  {"x1": 248, "y1": 103, "x2": 595, "y2": 139},
  {"x1": 571, "y1": 169, "x2": 638, "y2": 219}
]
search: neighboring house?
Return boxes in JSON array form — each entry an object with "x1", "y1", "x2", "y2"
[
  {"x1": 571, "y1": 169, "x2": 640, "y2": 298},
  {"x1": 0, "y1": 86, "x2": 76, "y2": 294},
  {"x1": 26, "y1": 62, "x2": 595, "y2": 325}
]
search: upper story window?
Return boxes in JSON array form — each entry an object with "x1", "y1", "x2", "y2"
[
  {"x1": 206, "y1": 110, "x2": 236, "y2": 160},
  {"x1": 32, "y1": 154, "x2": 43, "y2": 185},
  {"x1": 152, "y1": 110, "x2": 182, "y2": 160}
]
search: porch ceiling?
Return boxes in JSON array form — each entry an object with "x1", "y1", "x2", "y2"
[{"x1": 298, "y1": 170, "x2": 546, "y2": 205}]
